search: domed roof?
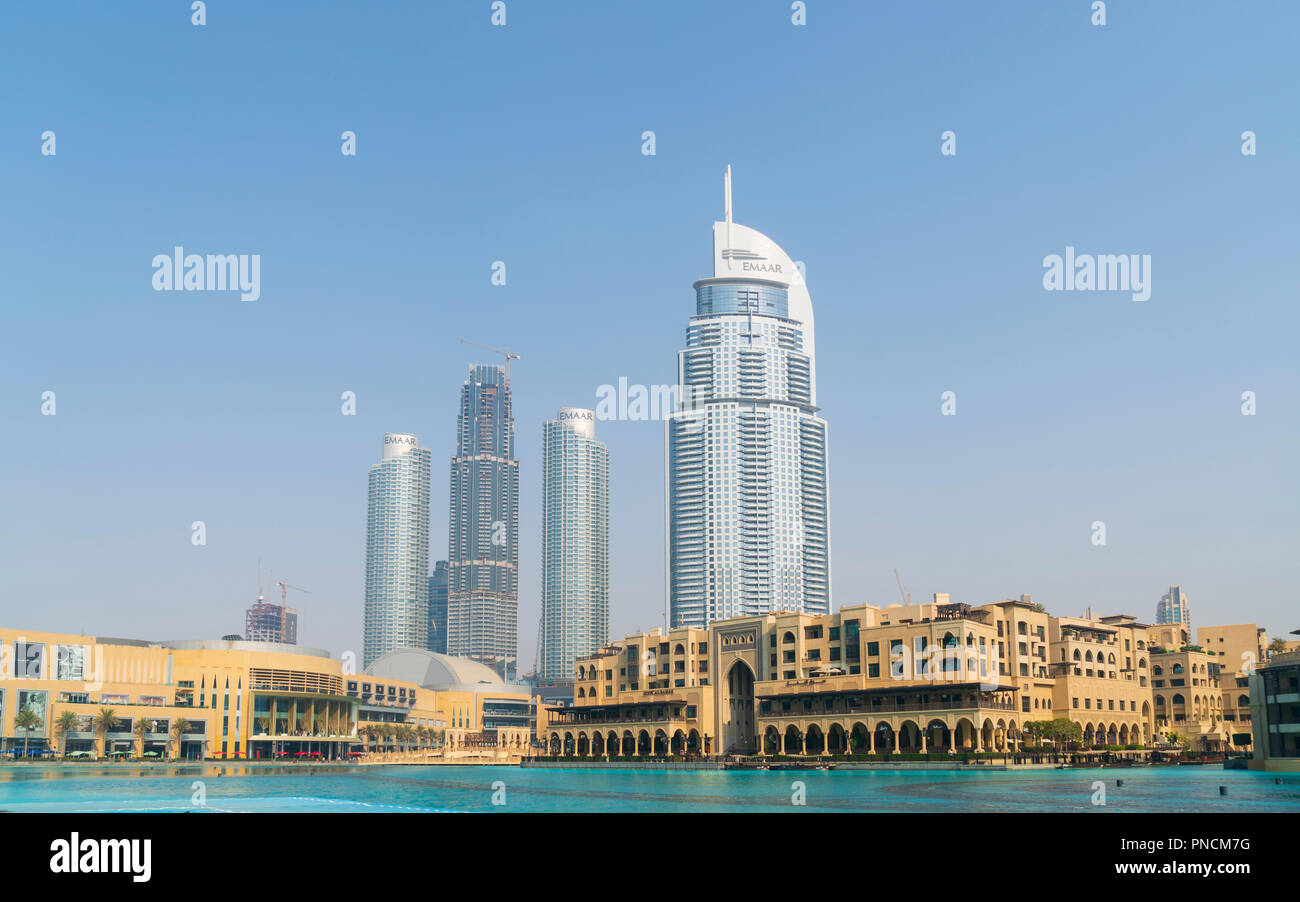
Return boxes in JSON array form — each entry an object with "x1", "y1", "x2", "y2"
[{"x1": 364, "y1": 648, "x2": 509, "y2": 691}]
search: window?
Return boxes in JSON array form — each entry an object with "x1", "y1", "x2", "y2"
[
  {"x1": 867, "y1": 641, "x2": 880, "y2": 657},
  {"x1": 13, "y1": 641, "x2": 44, "y2": 679}
]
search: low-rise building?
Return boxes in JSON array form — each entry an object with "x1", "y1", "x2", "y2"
[
  {"x1": 544, "y1": 597, "x2": 1063, "y2": 758},
  {"x1": 1149, "y1": 644, "x2": 1228, "y2": 750},
  {"x1": 543, "y1": 627, "x2": 713, "y2": 756},
  {"x1": 1196, "y1": 623, "x2": 1265, "y2": 749},
  {"x1": 1047, "y1": 614, "x2": 1153, "y2": 747},
  {"x1": 1248, "y1": 633, "x2": 1300, "y2": 772},
  {"x1": 0, "y1": 628, "x2": 357, "y2": 759},
  {"x1": 1, "y1": 625, "x2": 532, "y2": 760}
]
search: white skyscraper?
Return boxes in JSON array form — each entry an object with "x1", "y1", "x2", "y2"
[
  {"x1": 539, "y1": 408, "x2": 610, "y2": 681},
  {"x1": 666, "y1": 167, "x2": 830, "y2": 628},
  {"x1": 363, "y1": 432, "x2": 431, "y2": 668}
]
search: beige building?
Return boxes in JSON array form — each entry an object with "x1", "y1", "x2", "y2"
[
  {"x1": 1046, "y1": 614, "x2": 1154, "y2": 746},
  {"x1": 1, "y1": 626, "x2": 533, "y2": 761},
  {"x1": 542, "y1": 627, "x2": 714, "y2": 756},
  {"x1": 1196, "y1": 623, "x2": 1264, "y2": 749},
  {"x1": 0, "y1": 628, "x2": 357, "y2": 759},
  {"x1": 546, "y1": 597, "x2": 1085, "y2": 757},
  {"x1": 541, "y1": 601, "x2": 1293, "y2": 759},
  {"x1": 1149, "y1": 645, "x2": 1228, "y2": 750}
]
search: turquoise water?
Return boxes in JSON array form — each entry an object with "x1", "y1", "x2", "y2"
[{"x1": 0, "y1": 764, "x2": 1295, "y2": 813}]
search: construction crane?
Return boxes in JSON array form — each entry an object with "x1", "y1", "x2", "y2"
[
  {"x1": 276, "y1": 580, "x2": 310, "y2": 643},
  {"x1": 457, "y1": 337, "x2": 520, "y2": 384},
  {"x1": 894, "y1": 569, "x2": 911, "y2": 606}
]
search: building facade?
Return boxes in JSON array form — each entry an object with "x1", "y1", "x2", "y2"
[
  {"x1": 546, "y1": 597, "x2": 1125, "y2": 758},
  {"x1": 363, "y1": 432, "x2": 432, "y2": 668},
  {"x1": 0, "y1": 626, "x2": 532, "y2": 761},
  {"x1": 665, "y1": 168, "x2": 830, "y2": 629},
  {"x1": 1248, "y1": 634, "x2": 1300, "y2": 772},
  {"x1": 448, "y1": 364, "x2": 519, "y2": 678},
  {"x1": 1048, "y1": 614, "x2": 1154, "y2": 747},
  {"x1": 1149, "y1": 642, "x2": 1228, "y2": 750},
  {"x1": 539, "y1": 407, "x2": 610, "y2": 682},
  {"x1": 0, "y1": 629, "x2": 360, "y2": 760},
  {"x1": 244, "y1": 596, "x2": 298, "y2": 645},
  {"x1": 428, "y1": 560, "x2": 449, "y2": 655},
  {"x1": 542, "y1": 597, "x2": 1203, "y2": 759},
  {"x1": 1155, "y1": 585, "x2": 1191, "y2": 633}
]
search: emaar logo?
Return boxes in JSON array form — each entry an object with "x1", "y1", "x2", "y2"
[{"x1": 49, "y1": 833, "x2": 151, "y2": 882}]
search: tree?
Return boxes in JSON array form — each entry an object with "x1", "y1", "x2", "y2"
[
  {"x1": 1268, "y1": 637, "x2": 1290, "y2": 658},
  {"x1": 1031, "y1": 718, "x2": 1082, "y2": 751},
  {"x1": 133, "y1": 719, "x2": 149, "y2": 757},
  {"x1": 14, "y1": 707, "x2": 43, "y2": 758},
  {"x1": 171, "y1": 717, "x2": 191, "y2": 760},
  {"x1": 55, "y1": 711, "x2": 79, "y2": 757},
  {"x1": 93, "y1": 708, "x2": 119, "y2": 759}
]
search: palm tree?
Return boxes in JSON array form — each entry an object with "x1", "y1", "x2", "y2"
[
  {"x1": 171, "y1": 717, "x2": 191, "y2": 760},
  {"x1": 14, "y1": 707, "x2": 43, "y2": 758},
  {"x1": 133, "y1": 719, "x2": 149, "y2": 758},
  {"x1": 93, "y1": 708, "x2": 118, "y2": 759},
  {"x1": 55, "y1": 711, "x2": 79, "y2": 758}
]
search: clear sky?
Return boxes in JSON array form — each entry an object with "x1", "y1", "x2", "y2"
[{"x1": 2, "y1": 1, "x2": 1297, "y2": 664}]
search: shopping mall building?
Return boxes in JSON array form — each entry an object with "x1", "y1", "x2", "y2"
[{"x1": 0, "y1": 627, "x2": 531, "y2": 759}]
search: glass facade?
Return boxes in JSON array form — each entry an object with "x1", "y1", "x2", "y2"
[
  {"x1": 1155, "y1": 586, "x2": 1191, "y2": 632},
  {"x1": 540, "y1": 409, "x2": 610, "y2": 681},
  {"x1": 448, "y1": 365, "x2": 519, "y2": 677},
  {"x1": 667, "y1": 236, "x2": 831, "y2": 629},
  {"x1": 428, "y1": 560, "x2": 448, "y2": 655},
  {"x1": 363, "y1": 433, "x2": 431, "y2": 668}
]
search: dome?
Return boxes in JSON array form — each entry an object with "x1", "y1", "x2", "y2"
[{"x1": 364, "y1": 648, "x2": 511, "y2": 691}]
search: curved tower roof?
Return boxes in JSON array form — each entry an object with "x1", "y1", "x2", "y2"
[{"x1": 709, "y1": 166, "x2": 816, "y2": 401}]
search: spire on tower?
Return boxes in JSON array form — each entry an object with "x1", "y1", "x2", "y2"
[{"x1": 724, "y1": 164, "x2": 734, "y2": 269}]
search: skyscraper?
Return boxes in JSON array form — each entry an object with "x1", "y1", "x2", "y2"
[
  {"x1": 540, "y1": 408, "x2": 610, "y2": 681},
  {"x1": 428, "y1": 560, "x2": 448, "y2": 655},
  {"x1": 363, "y1": 432, "x2": 431, "y2": 668},
  {"x1": 1155, "y1": 585, "x2": 1191, "y2": 633},
  {"x1": 448, "y1": 364, "x2": 519, "y2": 677},
  {"x1": 666, "y1": 167, "x2": 831, "y2": 628}
]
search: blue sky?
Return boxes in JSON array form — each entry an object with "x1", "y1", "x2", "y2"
[{"x1": 1, "y1": 1, "x2": 1297, "y2": 663}]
